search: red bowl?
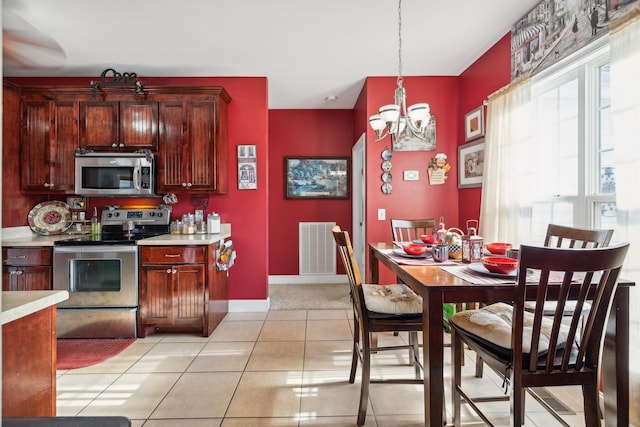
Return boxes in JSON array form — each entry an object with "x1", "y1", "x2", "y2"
[
  {"x1": 420, "y1": 234, "x2": 436, "y2": 244},
  {"x1": 481, "y1": 256, "x2": 518, "y2": 275},
  {"x1": 485, "y1": 242, "x2": 513, "y2": 255},
  {"x1": 403, "y1": 243, "x2": 428, "y2": 256}
]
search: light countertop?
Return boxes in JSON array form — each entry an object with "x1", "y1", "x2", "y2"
[
  {"x1": 1, "y1": 290, "x2": 69, "y2": 325},
  {"x1": 2, "y1": 224, "x2": 231, "y2": 247}
]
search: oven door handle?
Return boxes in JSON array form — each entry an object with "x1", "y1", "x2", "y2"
[{"x1": 54, "y1": 245, "x2": 138, "y2": 253}]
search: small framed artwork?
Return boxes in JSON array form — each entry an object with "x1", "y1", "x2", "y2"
[
  {"x1": 458, "y1": 139, "x2": 485, "y2": 189},
  {"x1": 66, "y1": 196, "x2": 86, "y2": 210},
  {"x1": 285, "y1": 156, "x2": 350, "y2": 199},
  {"x1": 237, "y1": 144, "x2": 257, "y2": 190},
  {"x1": 464, "y1": 106, "x2": 484, "y2": 142}
]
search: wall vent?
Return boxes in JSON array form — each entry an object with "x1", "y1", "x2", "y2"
[{"x1": 299, "y1": 222, "x2": 336, "y2": 275}]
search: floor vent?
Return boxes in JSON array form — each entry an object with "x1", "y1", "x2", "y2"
[
  {"x1": 528, "y1": 387, "x2": 576, "y2": 415},
  {"x1": 299, "y1": 222, "x2": 336, "y2": 275}
]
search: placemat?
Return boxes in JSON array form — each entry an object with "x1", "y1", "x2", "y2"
[{"x1": 380, "y1": 248, "x2": 457, "y2": 266}]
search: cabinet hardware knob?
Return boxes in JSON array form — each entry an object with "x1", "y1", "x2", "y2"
[
  {"x1": 111, "y1": 143, "x2": 118, "y2": 147},
  {"x1": 43, "y1": 182, "x2": 54, "y2": 187},
  {"x1": 164, "y1": 254, "x2": 180, "y2": 258},
  {"x1": 166, "y1": 268, "x2": 172, "y2": 274},
  {"x1": 172, "y1": 269, "x2": 177, "y2": 274},
  {"x1": 15, "y1": 270, "x2": 23, "y2": 275},
  {"x1": 187, "y1": 183, "x2": 192, "y2": 188},
  {"x1": 119, "y1": 143, "x2": 124, "y2": 148}
]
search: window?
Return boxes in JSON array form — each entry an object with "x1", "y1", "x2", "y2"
[{"x1": 528, "y1": 45, "x2": 616, "y2": 241}]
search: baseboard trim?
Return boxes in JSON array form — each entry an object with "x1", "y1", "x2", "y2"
[
  {"x1": 229, "y1": 298, "x2": 270, "y2": 312},
  {"x1": 269, "y1": 274, "x2": 347, "y2": 284}
]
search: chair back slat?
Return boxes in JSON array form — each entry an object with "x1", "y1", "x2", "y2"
[
  {"x1": 514, "y1": 244, "x2": 629, "y2": 375},
  {"x1": 390, "y1": 218, "x2": 435, "y2": 242}
]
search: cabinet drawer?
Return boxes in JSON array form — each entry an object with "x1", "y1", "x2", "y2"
[
  {"x1": 141, "y1": 246, "x2": 206, "y2": 264},
  {"x1": 2, "y1": 248, "x2": 52, "y2": 266}
]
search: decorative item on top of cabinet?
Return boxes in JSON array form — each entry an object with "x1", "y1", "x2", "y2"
[
  {"x1": 20, "y1": 98, "x2": 78, "y2": 194},
  {"x1": 79, "y1": 100, "x2": 158, "y2": 151},
  {"x1": 157, "y1": 88, "x2": 231, "y2": 194},
  {"x1": 2, "y1": 247, "x2": 52, "y2": 291}
]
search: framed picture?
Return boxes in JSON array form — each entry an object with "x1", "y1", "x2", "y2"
[
  {"x1": 66, "y1": 196, "x2": 86, "y2": 210},
  {"x1": 464, "y1": 106, "x2": 484, "y2": 142},
  {"x1": 285, "y1": 156, "x2": 350, "y2": 199},
  {"x1": 458, "y1": 139, "x2": 485, "y2": 189},
  {"x1": 237, "y1": 144, "x2": 257, "y2": 190},
  {"x1": 392, "y1": 115, "x2": 436, "y2": 151}
]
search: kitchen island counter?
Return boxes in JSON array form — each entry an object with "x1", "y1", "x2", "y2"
[{"x1": 3, "y1": 290, "x2": 69, "y2": 417}]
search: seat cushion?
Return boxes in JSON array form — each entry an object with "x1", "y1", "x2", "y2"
[
  {"x1": 524, "y1": 300, "x2": 591, "y2": 316},
  {"x1": 449, "y1": 302, "x2": 568, "y2": 357},
  {"x1": 362, "y1": 284, "x2": 422, "y2": 315}
]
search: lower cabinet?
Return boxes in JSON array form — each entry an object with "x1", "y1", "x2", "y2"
[
  {"x1": 138, "y1": 243, "x2": 228, "y2": 337},
  {"x1": 2, "y1": 248, "x2": 52, "y2": 291}
]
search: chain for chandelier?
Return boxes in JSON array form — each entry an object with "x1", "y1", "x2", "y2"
[{"x1": 368, "y1": 0, "x2": 431, "y2": 142}]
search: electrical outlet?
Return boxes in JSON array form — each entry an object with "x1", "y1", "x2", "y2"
[{"x1": 378, "y1": 208, "x2": 386, "y2": 220}]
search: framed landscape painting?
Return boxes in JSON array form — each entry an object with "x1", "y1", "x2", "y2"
[{"x1": 285, "y1": 156, "x2": 350, "y2": 199}]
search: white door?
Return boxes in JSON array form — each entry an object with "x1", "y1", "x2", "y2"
[{"x1": 352, "y1": 133, "x2": 366, "y2": 276}]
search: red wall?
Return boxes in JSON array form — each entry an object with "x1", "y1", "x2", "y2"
[
  {"x1": 457, "y1": 34, "x2": 512, "y2": 231},
  {"x1": 3, "y1": 76, "x2": 270, "y2": 301},
  {"x1": 361, "y1": 76, "x2": 461, "y2": 284},
  {"x1": 269, "y1": 110, "x2": 355, "y2": 275}
]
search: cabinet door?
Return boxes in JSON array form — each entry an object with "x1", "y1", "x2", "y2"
[
  {"x1": 21, "y1": 100, "x2": 78, "y2": 193},
  {"x1": 2, "y1": 266, "x2": 52, "y2": 291},
  {"x1": 173, "y1": 264, "x2": 206, "y2": 325},
  {"x1": 157, "y1": 100, "x2": 227, "y2": 194},
  {"x1": 119, "y1": 101, "x2": 158, "y2": 151},
  {"x1": 140, "y1": 265, "x2": 174, "y2": 324},
  {"x1": 157, "y1": 102, "x2": 187, "y2": 192},
  {"x1": 79, "y1": 101, "x2": 119, "y2": 150}
]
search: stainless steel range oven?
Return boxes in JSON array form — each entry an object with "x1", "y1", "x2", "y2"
[{"x1": 53, "y1": 207, "x2": 170, "y2": 338}]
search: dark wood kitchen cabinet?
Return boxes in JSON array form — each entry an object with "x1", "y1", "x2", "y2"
[
  {"x1": 21, "y1": 99, "x2": 78, "y2": 194},
  {"x1": 157, "y1": 90, "x2": 230, "y2": 194},
  {"x1": 138, "y1": 243, "x2": 228, "y2": 337},
  {"x1": 2, "y1": 247, "x2": 52, "y2": 291},
  {"x1": 79, "y1": 100, "x2": 158, "y2": 151}
]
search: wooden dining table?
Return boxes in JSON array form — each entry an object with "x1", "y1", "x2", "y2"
[{"x1": 368, "y1": 242, "x2": 632, "y2": 427}]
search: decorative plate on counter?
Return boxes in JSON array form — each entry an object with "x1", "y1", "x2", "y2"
[{"x1": 27, "y1": 201, "x2": 73, "y2": 235}]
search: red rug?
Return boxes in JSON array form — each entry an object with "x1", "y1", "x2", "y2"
[{"x1": 57, "y1": 338, "x2": 136, "y2": 370}]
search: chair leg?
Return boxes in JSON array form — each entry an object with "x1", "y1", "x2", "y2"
[
  {"x1": 474, "y1": 353, "x2": 484, "y2": 378},
  {"x1": 511, "y1": 379, "x2": 526, "y2": 426},
  {"x1": 357, "y1": 332, "x2": 372, "y2": 426},
  {"x1": 409, "y1": 331, "x2": 421, "y2": 379},
  {"x1": 582, "y1": 383, "x2": 601, "y2": 427},
  {"x1": 451, "y1": 328, "x2": 462, "y2": 427},
  {"x1": 349, "y1": 313, "x2": 359, "y2": 383}
]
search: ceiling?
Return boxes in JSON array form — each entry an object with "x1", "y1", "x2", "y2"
[{"x1": 2, "y1": 0, "x2": 539, "y2": 109}]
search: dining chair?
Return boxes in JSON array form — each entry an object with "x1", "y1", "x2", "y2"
[
  {"x1": 449, "y1": 243, "x2": 629, "y2": 426},
  {"x1": 331, "y1": 225, "x2": 425, "y2": 426},
  {"x1": 390, "y1": 218, "x2": 436, "y2": 242}
]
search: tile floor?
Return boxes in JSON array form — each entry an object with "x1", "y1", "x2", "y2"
[{"x1": 56, "y1": 309, "x2": 589, "y2": 426}]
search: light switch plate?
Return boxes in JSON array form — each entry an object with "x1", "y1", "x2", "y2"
[
  {"x1": 403, "y1": 170, "x2": 419, "y2": 181},
  {"x1": 378, "y1": 208, "x2": 386, "y2": 220}
]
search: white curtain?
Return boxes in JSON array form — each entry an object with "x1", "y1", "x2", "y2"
[
  {"x1": 609, "y1": 7, "x2": 640, "y2": 358},
  {"x1": 479, "y1": 80, "x2": 535, "y2": 245}
]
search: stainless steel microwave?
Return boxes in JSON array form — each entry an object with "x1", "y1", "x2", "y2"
[{"x1": 75, "y1": 152, "x2": 155, "y2": 196}]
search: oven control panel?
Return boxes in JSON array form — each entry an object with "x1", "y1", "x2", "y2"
[{"x1": 102, "y1": 208, "x2": 171, "y2": 226}]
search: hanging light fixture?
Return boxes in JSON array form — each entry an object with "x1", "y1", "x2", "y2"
[{"x1": 369, "y1": 0, "x2": 431, "y2": 142}]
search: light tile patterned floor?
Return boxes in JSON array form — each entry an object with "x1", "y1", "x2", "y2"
[{"x1": 56, "y1": 309, "x2": 587, "y2": 426}]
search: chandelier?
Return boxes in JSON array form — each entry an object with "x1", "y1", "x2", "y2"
[{"x1": 369, "y1": 0, "x2": 431, "y2": 142}]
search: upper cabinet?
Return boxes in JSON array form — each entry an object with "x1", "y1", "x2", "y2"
[
  {"x1": 21, "y1": 97, "x2": 78, "y2": 194},
  {"x1": 79, "y1": 101, "x2": 158, "y2": 151},
  {"x1": 17, "y1": 85, "x2": 230, "y2": 195},
  {"x1": 157, "y1": 88, "x2": 230, "y2": 194}
]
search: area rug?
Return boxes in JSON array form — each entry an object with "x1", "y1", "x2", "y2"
[
  {"x1": 57, "y1": 338, "x2": 136, "y2": 370},
  {"x1": 269, "y1": 283, "x2": 351, "y2": 310}
]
